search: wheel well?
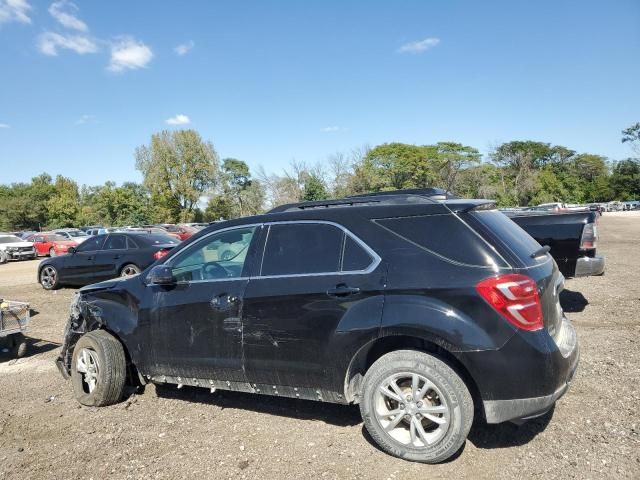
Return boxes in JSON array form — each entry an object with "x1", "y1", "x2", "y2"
[{"x1": 344, "y1": 335, "x2": 484, "y2": 419}]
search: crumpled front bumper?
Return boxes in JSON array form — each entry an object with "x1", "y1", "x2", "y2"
[
  {"x1": 575, "y1": 256, "x2": 605, "y2": 277},
  {"x1": 5, "y1": 249, "x2": 36, "y2": 259}
]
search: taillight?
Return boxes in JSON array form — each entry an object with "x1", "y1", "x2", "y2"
[
  {"x1": 154, "y1": 249, "x2": 170, "y2": 260},
  {"x1": 580, "y1": 223, "x2": 597, "y2": 249},
  {"x1": 476, "y1": 274, "x2": 544, "y2": 331}
]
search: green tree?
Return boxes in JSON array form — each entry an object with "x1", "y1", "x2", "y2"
[
  {"x1": 622, "y1": 122, "x2": 640, "y2": 154},
  {"x1": 610, "y1": 159, "x2": 640, "y2": 200},
  {"x1": 302, "y1": 173, "x2": 328, "y2": 201},
  {"x1": 135, "y1": 129, "x2": 220, "y2": 222},
  {"x1": 46, "y1": 175, "x2": 80, "y2": 228},
  {"x1": 491, "y1": 141, "x2": 556, "y2": 205},
  {"x1": 434, "y1": 142, "x2": 481, "y2": 192},
  {"x1": 361, "y1": 143, "x2": 438, "y2": 191}
]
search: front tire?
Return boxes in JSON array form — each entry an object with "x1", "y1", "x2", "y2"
[
  {"x1": 0, "y1": 251, "x2": 7, "y2": 264},
  {"x1": 40, "y1": 265, "x2": 60, "y2": 290},
  {"x1": 359, "y1": 350, "x2": 473, "y2": 464},
  {"x1": 71, "y1": 330, "x2": 127, "y2": 407},
  {"x1": 49, "y1": 247, "x2": 56, "y2": 257}
]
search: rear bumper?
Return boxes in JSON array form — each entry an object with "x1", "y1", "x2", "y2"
[
  {"x1": 469, "y1": 317, "x2": 579, "y2": 424},
  {"x1": 575, "y1": 255, "x2": 605, "y2": 277}
]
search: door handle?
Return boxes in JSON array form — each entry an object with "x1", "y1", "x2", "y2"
[
  {"x1": 210, "y1": 293, "x2": 238, "y2": 311},
  {"x1": 113, "y1": 255, "x2": 121, "y2": 259},
  {"x1": 326, "y1": 284, "x2": 361, "y2": 298}
]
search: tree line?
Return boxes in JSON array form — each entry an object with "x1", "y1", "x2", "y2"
[{"x1": 1, "y1": 124, "x2": 639, "y2": 231}]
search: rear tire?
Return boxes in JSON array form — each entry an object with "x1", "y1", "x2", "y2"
[
  {"x1": 71, "y1": 330, "x2": 127, "y2": 407},
  {"x1": 359, "y1": 350, "x2": 473, "y2": 464},
  {"x1": 49, "y1": 247, "x2": 56, "y2": 257},
  {"x1": 120, "y1": 264, "x2": 141, "y2": 277},
  {"x1": 13, "y1": 333, "x2": 27, "y2": 358}
]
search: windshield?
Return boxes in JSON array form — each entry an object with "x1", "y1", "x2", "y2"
[
  {"x1": 0, "y1": 235, "x2": 22, "y2": 244},
  {"x1": 68, "y1": 231, "x2": 88, "y2": 237}
]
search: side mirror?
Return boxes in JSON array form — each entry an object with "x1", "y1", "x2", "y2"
[
  {"x1": 68, "y1": 247, "x2": 77, "y2": 254},
  {"x1": 148, "y1": 265, "x2": 175, "y2": 285}
]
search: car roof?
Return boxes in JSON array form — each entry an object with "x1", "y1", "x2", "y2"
[{"x1": 196, "y1": 189, "x2": 494, "y2": 236}]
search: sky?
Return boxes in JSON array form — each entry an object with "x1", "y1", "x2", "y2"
[{"x1": 1, "y1": 0, "x2": 639, "y2": 187}]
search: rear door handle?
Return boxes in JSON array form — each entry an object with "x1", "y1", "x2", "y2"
[{"x1": 326, "y1": 284, "x2": 361, "y2": 298}]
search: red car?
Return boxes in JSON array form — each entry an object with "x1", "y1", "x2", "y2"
[
  {"x1": 27, "y1": 233, "x2": 78, "y2": 257},
  {"x1": 160, "y1": 224, "x2": 196, "y2": 241}
]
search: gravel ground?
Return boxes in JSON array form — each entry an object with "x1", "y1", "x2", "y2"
[{"x1": 0, "y1": 214, "x2": 639, "y2": 479}]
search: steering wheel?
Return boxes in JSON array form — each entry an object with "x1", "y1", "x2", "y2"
[{"x1": 200, "y1": 262, "x2": 229, "y2": 280}]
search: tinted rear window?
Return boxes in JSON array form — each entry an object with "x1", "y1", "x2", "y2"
[
  {"x1": 375, "y1": 214, "x2": 508, "y2": 268},
  {"x1": 464, "y1": 210, "x2": 544, "y2": 267},
  {"x1": 261, "y1": 223, "x2": 343, "y2": 276},
  {"x1": 342, "y1": 235, "x2": 373, "y2": 271}
]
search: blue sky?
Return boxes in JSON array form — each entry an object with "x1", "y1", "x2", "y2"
[{"x1": 1, "y1": 0, "x2": 639, "y2": 186}]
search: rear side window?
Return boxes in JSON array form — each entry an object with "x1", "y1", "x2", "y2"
[
  {"x1": 261, "y1": 224, "x2": 343, "y2": 276},
  {"x1": 104, "y1": 235, "x2": 127, "y2": 250},
  {"x1": 261, "y1": 223, "x2": 376, "y2": 276},
  {"x1": 464, "y1": 210, "x2": 544, "y2": 268},
  {"x1": 342, "y1": 235, "x2": 373, "y2": 271},
  {"x1": 375, "y1": 214, "x2": 508, "y2": 268}
]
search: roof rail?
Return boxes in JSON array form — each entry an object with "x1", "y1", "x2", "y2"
[{"x1": 267, "y1": 188, "x2": 455, "y2": 214}]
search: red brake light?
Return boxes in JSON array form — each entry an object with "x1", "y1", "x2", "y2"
[
  {"x1": 580, "y1": 223, "x2": 597, "y2": 250},
  {"x1": 476, "y1": 274, "x2": 544, "y2": 331},
  {"x1": 154, "y1": 249, "x2": 170, "y2": 260}
]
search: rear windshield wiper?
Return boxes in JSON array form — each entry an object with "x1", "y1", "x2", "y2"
[{"x1": 530, "y1": 245, "x2": 551, "y2": 258}]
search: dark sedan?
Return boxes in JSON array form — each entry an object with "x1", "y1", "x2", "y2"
[{"x1": 38, "y1": 232, "x2": 179, "y2": 290}]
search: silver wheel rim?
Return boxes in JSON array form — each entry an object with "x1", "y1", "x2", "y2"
[
  {"x1": 121, "y1": 265, "x2": 139, "y2": 277},
  {"x1": 374, "y1": 372, "x2": 450, "y2": 448},
  {"x1": 49, "y1": 248, "x2": 56, "y2": 257},
  {"x1": 76, "y1": 348, "x2": 99, "y2": 393},
  {"x1": 41, "y1": 266, "x2": 57, "y2": 288}
]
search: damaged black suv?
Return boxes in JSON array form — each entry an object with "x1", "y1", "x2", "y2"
[{"x1": 56, "y1": 189, "x2": 579, "y2": 463}]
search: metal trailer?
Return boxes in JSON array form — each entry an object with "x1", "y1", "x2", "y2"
[{"x1": 0, "y1": 300, "x2": 30, "y2": 358}]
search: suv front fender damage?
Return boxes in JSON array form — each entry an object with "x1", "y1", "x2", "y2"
[
  {"x1": 56, "y1": 292, "x2": 104, "y2": 379},
  {"x1": 56, "y1": 289, "x2": 140, "y2": 380}
]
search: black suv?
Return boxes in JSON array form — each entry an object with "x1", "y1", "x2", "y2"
[{"x1": 56, "y1": 189, "x2": 579, "y2": 463}]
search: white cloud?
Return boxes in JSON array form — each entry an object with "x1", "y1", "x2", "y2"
[
  {"x1": 174, "y1": 40, "x2": 194, "y2": 56},
  {"x1": 397, "y1": 37, "x2": 440, "y2": 54},
  {"x1": 321, "y1": 126, "x2": 341, "y2": 132},
  {"x1": 75, "y1": 114, "x2": 95, "y2": 125},
  {"x1": 49, "y1": 0, "x2": 87, "y2": 32},
  {"x1": 0, "y1": 0, "x2": 31, "y2": 24},
  {"x1": 166, "y1": 114, "x2": 191, "y2": 125},
  {"x1": 0, "y1": 123, "x2": 10, "y2": 128},
  {"x1": 108, "y1": 37, "x2": 153, "y2": 72},
  {"x1": 38, "y1": 31, "x2": 98, "y2": 56}
]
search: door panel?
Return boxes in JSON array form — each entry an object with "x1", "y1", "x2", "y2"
[
  {"x1": 241, "y1": 222, "x2": 386, "y2": 394},
  {"x1": 145, "y1": 225, "x2": 260, "y2": 383},
  {"x1": 242, "y1": 272, "x2": 385, "y2": 393},
  {"x1": 148, "y1": 279, "x2": 249, "y2": 382}
]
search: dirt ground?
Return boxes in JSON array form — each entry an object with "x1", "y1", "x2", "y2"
[{"x1": 1, "y1": 214, "x2": 639, "y2": 480}]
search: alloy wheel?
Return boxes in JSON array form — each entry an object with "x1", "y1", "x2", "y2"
[
  {"x1": 76, "y1": 348, "x2": 100, "y2": 393},
  {"x1": 41, "y1": 266, "x2": 57, "y2": 289},
  {"x1": 374, "y1": 372, "x2": 450, "y2": 448}
]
